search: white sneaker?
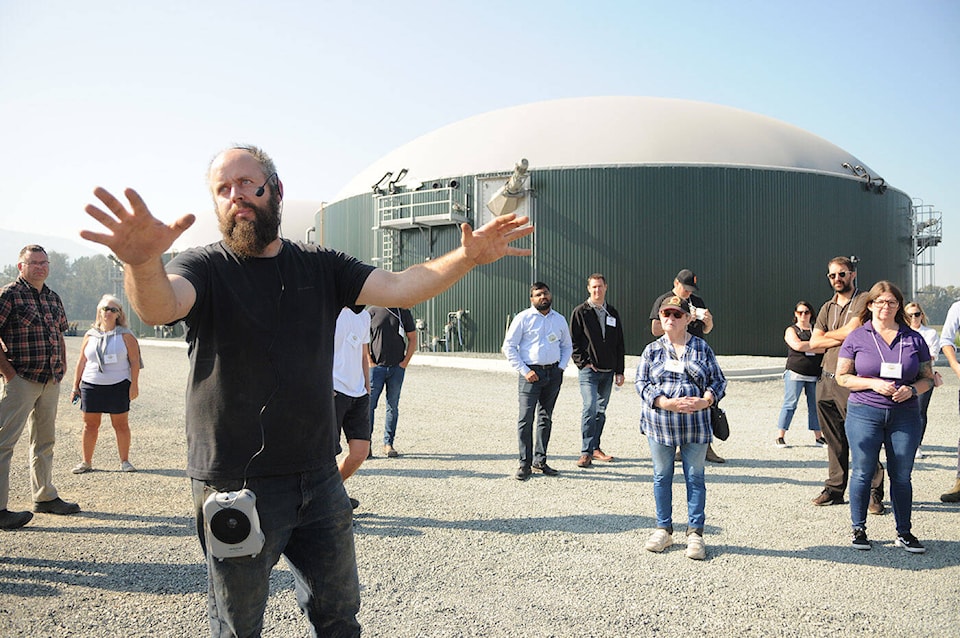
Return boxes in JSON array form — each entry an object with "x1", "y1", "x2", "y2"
[
  {"x1": 120, "y1": 461, "x2": 137, "y2": 472},
  {"x1": 686, "y1": 533, "x2": 706, "y2": 560},
  {"x1": 72, "y1": 462, "x2": 91, "y2": 474},
  {"x1": 644, "y1": 528, "x2": 674, "y2": 553},
  {"x1": 915, "y1": 446, "x2": 924, "y2": 459}
]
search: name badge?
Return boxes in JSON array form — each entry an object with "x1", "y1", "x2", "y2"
[
  {"x1": 664, "y1": 359, "x2": 685, "y2": 374},
  {"x1": 347, "y1": 332, "x2": 361, "y2": 347},
  {"x1": 397, "y1": 325, "x2": 405, "y2": 337},
  {"x1": 880, "y1": 362, "x2": 903, "y2": 379},
  {"x1": 606, "y1": 316, "x2": 617, "y2": 328},
  {"x1": 546, "y1": 332, "x2": 559, "y2": 343},
  {"x1": 103, "y1": 353, "x2": 118, "y2": 364}
]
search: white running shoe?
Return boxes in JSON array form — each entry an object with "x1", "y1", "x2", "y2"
[
  {"x1": 686, "y1": 533, "x2": 706, "y2": 560},
  {"x1": 644, "y1": 528, "x2": 674, "y2": 553}
]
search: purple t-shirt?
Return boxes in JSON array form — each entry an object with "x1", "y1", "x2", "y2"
[{"x1": 839, "y1": 322, "x2": 931, "y2": 409}]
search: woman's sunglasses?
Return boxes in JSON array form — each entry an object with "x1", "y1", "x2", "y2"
[{"x1": 660, "y1": 310, "x2": 685, "y2": 319}]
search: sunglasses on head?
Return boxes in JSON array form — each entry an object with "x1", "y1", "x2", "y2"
[
  {"x1": 827, "y1": 271, "x2": 849, "y2": 280},
  {"x1": 101, "y1": 306, "x2": 120, "y2": 313},
  {"x1": 660, "y1": 309, "x2": 685, "y2": 319}
]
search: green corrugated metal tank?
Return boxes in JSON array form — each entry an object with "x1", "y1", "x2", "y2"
[{"x1": 314, "y1": 97, "x2": 912, "y2": 356}]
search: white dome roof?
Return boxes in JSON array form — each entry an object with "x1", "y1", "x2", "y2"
[{"x1": 335, "y1": 96, "x2": 874, "y2": 200}]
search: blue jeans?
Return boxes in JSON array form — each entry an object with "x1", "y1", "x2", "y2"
[
  {"x1": 517, "y1": 365, "x2": 563, "y2": 466},
  {"x1": 776, "y1": 371, "x2": 819, "y2": 432},
  {"x1": 844, "y1": 402, "x2": 920, "y2": 534},
  {"x1": 192, "y1": 470, "x2": 360, "y2": 637},
  {"x1": 578, "y1": 368, "x2": 614, "y2": 454},
  {"x1": 647, "y1": 438, "x2": 707, "y2": 532},
  {"x1": 369, "y1": 365, "x2": 405, "y2": 445}
]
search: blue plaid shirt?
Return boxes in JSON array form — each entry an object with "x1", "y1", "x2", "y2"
[{"x1": 636, "y1": 335, "x2": 726, "y2": 446}]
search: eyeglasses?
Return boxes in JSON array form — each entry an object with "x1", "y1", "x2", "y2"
[
  {"x1": 795, "y1": 310, "x2": 811, "y2": 315},
  {"x1": 21, "y1": 260, "x2": 49, "y2": 267},
  {"x1": 871, "y1": 299, "x2": 899, "y2": 307},
  {"x1": 101, "y1": 307, "x2": 120, "y2": 313},
  {"x1": 908, "y1": 311, "x2": 923, "y2": 317},
  {"x1": 660, "y1": 310, "x2": 685, "y2": 319},
  {"x1": 826, "y1": 271, "x2": 849, "y2": 280}
]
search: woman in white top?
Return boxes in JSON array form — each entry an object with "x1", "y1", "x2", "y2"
[
  {"x1": 70, "y1": 294, "x2": 141, "y2": 473},
  {"x1": 904, "y1": 301, "x2": 942, "y2": 458}
]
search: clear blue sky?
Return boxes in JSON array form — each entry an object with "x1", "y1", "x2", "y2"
[{"x1": 2, "y1": 1, "x2": 958, "y2": 284}]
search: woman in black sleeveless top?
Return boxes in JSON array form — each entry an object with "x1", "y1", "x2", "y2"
[{"x1": 776, "y1": 301, "x2": 826, "y2": 447}]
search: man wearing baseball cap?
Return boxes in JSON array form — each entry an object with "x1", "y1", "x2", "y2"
[{"x1": 649, "y1": 269, "x2": 723, "y2": 463}]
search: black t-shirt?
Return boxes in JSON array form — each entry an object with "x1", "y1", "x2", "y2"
[
  {"x1": 167, "y1": 240, "x2": 374, "y2": 481},
  {"x1": 368, "y1": 307, "x2": 415, "y2": 366},
  {"x1": 649, "y1": 290, "x2": 709, "y2": 339}
]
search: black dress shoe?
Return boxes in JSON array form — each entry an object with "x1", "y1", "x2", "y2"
[
  {"x1": 348, "y1": 497, "x2": 360, "y2": 510},
  {"x1": 515, "y1": 465, "x2": 532, "y2": 481},
  {"x1": 532, "y1": 463, "x2": 559, "y2": 476},
  {"x1": 33, "y1": 497, "x2": 81, "y2": 515},
  {"x1": 0, "y1": 509, "x2": 33, "y2": 529}
]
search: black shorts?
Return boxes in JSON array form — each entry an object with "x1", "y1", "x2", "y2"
[
  {"x1": 334, "y1": 391, "x2": 371, "y2": 442},
  {"x1": 80, "y1": 379, "x2": 131, "y2": 414}
]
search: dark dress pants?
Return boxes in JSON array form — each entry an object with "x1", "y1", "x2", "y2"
[{"x1": 517, "y1": 365, "x2": 563, "y2": 467}]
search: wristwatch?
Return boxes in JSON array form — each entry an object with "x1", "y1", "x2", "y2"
[{"x1": 908, "y1": 385, "x2": 918, "y2": 397}]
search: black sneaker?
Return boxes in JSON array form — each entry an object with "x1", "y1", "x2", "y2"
[
  {"x1": 895, "y1": 533, "x2": 926, "y2": 554},
  {"x1": 774, "y1": 437, "x2": 787, "y2": 448},
  {"x1": 0, "y1": 509, "x2": 33, "y2": 529},
  {"x1": 531, "y1": 463, "x2": 559, "y2": 476},
  {"x1": 851, "y1": 527, "x2": 871, "y2": 550},
  {"x1": 33, "y1": 497, "x2": 80, "y2": 515}
]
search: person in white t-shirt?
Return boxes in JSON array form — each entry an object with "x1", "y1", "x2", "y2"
[{"x1": 333, "y1": 306, "x2": 372, "y2": 508}]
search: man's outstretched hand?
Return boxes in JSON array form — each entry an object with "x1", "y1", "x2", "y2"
[
  {"x1": 81, "y1": 187, "x2": 196, "y2": 266},
  {"x1": 460, "y1": 213, "x2": 533, "y2": 266}
]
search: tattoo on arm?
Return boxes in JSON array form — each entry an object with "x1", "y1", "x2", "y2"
[{"x1": 835, "y1": 357, "x2": 855, "y2": 386}]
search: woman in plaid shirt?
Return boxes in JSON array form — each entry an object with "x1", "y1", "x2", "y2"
[{"x1": 636, "y1": 295, "x2": 726, "y2": 560}]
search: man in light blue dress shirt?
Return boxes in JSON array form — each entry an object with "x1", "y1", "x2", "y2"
[{"x1": 502, "y1": 282, "x2": 573, "y2": 480}]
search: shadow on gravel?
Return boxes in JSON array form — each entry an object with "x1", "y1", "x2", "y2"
[
  {"x1": 22, "y1": 512, "x2": 195, "y2": 537},
  {"x1": 352, "y1": 512, "x2": 650, "y2": 537},
  {"x1": 0, "y1": 555, "x2": 205, "y2": 597},
  {"x1": 704, "y1": 540, "x2": 960, "y2": 570}
]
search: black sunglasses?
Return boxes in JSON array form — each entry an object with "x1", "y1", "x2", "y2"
[
  {"x1": 660, "y1": 309, "x2": 685, "y2": 319},
  {"x1": 908, "y1": 311, "x2": 923, "y2": 317},
  {"x1": 826, "y1": 272, "x2": 849, "y2": 280}
]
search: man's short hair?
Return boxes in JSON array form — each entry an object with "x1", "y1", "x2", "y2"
[
  {"x1": 530, "y1": 281, "x2": 550, "y2": 296},
  {"x1": 587, "y1": 273, "x2": 606, "y2": 285},
  {"x1": 19, "y1": 245, "x2": 46, "y2": 262},
  {"x1": 828, "y1": 256, "x2": 856, "y2": 272}
]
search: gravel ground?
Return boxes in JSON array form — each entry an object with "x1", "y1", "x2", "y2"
[{"x1": 1, "y1": 337, "x2": 959, "y2": 637}]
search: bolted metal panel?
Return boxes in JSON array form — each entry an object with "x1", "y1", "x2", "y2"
[{"x1": 318, "y1": 166, "x2": 911, "y2": 356}]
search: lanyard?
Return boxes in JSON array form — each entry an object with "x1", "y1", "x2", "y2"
[{"x1": 870, "y1": 328, "x2": 903, "y2": 366}]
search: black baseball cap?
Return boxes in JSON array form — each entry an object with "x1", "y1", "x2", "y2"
[{"x1": 676, "y1": 269, "x2": 699, "y2": 291}]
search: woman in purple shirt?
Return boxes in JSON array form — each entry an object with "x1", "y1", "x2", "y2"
[{"x1": 836, "y1": 281, "x2": 934, "y2": 554}]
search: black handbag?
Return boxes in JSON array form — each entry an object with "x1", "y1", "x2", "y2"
[
  {"x1": 710, "y1": 404, "x2": 730, "y2": 441},
  {"x1": 685, "y1": 370, "x2": 729, "y2": 441}
]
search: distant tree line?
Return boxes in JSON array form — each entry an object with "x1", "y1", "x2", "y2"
[{"x1": 914, "y1": 285, "x2": 960, "y2": 326}]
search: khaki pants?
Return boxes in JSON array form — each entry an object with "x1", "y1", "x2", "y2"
[{"x1": 0, "y1": 375, "x2": 61, "y2": 509}]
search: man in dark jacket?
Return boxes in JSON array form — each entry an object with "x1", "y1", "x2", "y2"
[{"x1": 570, "y1": 273, "x2": 625, "y2": 467}]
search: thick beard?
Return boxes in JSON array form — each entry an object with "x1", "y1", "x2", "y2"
[
  {"x1": 219, "y1": 197, "x2": 281, "y2": 258},
  {"x1": 534, "y1": 298, "x2": 552, "y2": 312}
]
